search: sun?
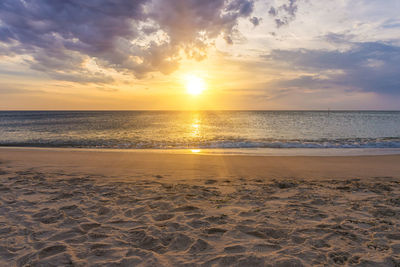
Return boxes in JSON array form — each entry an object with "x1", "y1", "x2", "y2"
[{"x1": 185, "y1": 75, "x2": 206, "y2": 96}]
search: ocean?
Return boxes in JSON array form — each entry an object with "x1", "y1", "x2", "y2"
[{"x1": 1, "y1": 111, "x2": 400, "y2": 153}]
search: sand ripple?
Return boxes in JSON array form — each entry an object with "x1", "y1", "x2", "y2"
[{"x1": 0, "y1": 167, "x2": 399, "y2": 266}]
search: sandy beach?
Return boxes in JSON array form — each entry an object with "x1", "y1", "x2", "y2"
[
  {"x1": 0, "y1": 148, "x2": 400, "y2": 266},
  {"x1": 2, "y1": 0, "x2": 400, "y2": 265}
]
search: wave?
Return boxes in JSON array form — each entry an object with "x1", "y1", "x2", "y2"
[{"x1": 1, "y1": 137, "x2": 400, "y2": 149}]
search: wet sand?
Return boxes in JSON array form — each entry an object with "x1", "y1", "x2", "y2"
[{"x1": 0, "y1": 148, "x2": 399, "y2": 266}]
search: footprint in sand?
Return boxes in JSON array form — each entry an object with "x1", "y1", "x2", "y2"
[
  {"x1": 224, "y1": 245, "x2": 246, "y2": 253},
  {"x1": 38, "y1": 245, "x2": 67, "y2": 259},
  {"x1": 153, "y1": 213, "x2": 174, "y2": 221},
  {"x1": 80, "y1": 222, "x2": 101, "y2": 232},
  {"x1": 60, "y1": 205, "x2": 84, "y2": 219},
  {"x1": 187, "y1": 219, "x2": 210, "y2": 229},
  {"x1": 189, "y1": 239, "x2": 212, "y2": 253},
  {"x1": 48, "y1": 229, "x2": 85, "y2": 241},
  {"x1": 204, "y1": 227, "x2": 228, "y2": 235},
  {"x1": 32, "y1": 209, "x2": 64, "y2": 224},
  {"x1": 168, "y1": 233, "x2": 193, "y2": 251},
  {"x1": 97, "y1": 206, "x2": 112, "y2": 216},
  {"x1": 328, "y1": 251, "x2": 350, "y2": 265},
  {"x1": 173, "y1": 205, "x2": 200, "y2": 212},
  {"x1": 251, "y1": 243, "x2": 281, "y2": 252}
]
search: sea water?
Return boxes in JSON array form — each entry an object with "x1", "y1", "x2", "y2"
[{"x1": 1, "y1": 111, "x2": 400, "y2": 154}]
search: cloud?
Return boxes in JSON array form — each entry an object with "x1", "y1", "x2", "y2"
[
  {"x1": 0, "y1": 0, "x2": 256, "y2": 83},
  {"x1": 0, "y1": 85, "x2": 44, "y2": 94},
  {"x1": 249, "y1": 17, "x2": 262, "y2": 26},
  {"x1": 268, "y1": 0, "x2": 298, "y2": 28},
  {"x1": 266, "y1": 41, "x2": 400, "y2": 94},
  {"x1": 382, "y1": 19, "x2": 400, "y2": 29}
]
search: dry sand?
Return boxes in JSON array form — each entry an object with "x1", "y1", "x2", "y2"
[{"x1": 0, "y1": 148, "x2": 399, "y2": 266}]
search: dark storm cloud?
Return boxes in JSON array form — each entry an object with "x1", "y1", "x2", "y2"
[
  {"x1": 267, "y1": 42, "x2": 400, "y2": 94},
  {"x1": 0, "y1": 0, "x2": 256, "y2": 83}
]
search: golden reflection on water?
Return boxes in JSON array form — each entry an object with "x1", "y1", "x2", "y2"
[
  {"x1": 190, "y1": 113, "x2": 201, "y2": 138},
  {"x1": 189, "y1": 112, "x2": 202, "y2": 153}
]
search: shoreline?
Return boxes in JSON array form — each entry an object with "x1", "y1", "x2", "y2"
[
  {"x1": 0, "y1": 147, "x2": 400, "y2": 181},
  {"x1": 2, "y1": 146, "x2": 400, "y2": 157}
]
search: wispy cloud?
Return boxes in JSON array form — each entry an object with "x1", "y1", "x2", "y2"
[{"x1": 266, "y1": 41, "x2": 400, "y2": 94}]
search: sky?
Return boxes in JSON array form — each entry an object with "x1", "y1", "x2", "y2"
[{"x1": 0, "y1": 0, "x2": 400, "y2": 110}]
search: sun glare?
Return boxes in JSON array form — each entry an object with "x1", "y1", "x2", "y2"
[{"x1": 185, "y1": 75, "x2": 206, "y2": 96}]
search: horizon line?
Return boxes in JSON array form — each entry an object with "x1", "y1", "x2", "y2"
[{"x1": 1, "y1": 109, "x2": 400, "y2": 112}]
